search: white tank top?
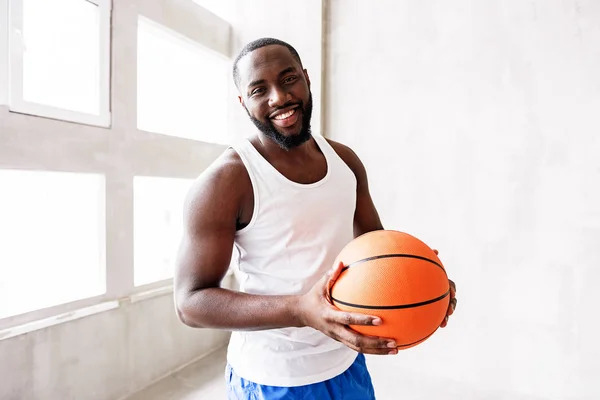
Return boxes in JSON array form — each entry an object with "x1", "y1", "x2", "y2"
[{"x1": 226, "y1": 134, "x2": 359, "y2": 387}]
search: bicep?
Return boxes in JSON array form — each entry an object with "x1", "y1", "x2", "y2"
[
  {"x1": 326, "y1": 139, "x2": 384, "y2": 237},
  {"x1": 175, "y1": 217, "x2": 235, "y2": 293},
  {"x1": 174, "y1": 171, "x2": 240, "y2": 296},
  {"x1": 354, "y1": 188, "x2": 383, "y2": 237},
  {"x1": 345, "y1": 147, "x2": 383, "y2": 237},
  {"x1": 353, "y1": 165, "x2": 384, "y2": 237}
]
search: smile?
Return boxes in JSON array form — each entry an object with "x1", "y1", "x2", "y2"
[
  {"x1": 272, "y1": 108, "x2": 297, "y2": 120},
  {"x1": 270, "y1": 106, "x2": 301, "y2": 128}
]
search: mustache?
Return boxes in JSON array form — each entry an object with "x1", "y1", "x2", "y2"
[{"x1": 266, "y1": 101, "x2": 303, "y2": 119}]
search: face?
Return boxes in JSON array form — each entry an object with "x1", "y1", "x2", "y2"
[{"x1": 237, "y1": 45, "x2": 313, "y2": 150}]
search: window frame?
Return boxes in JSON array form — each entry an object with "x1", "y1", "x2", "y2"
[
  {"x1": 0, "y1": 0, "x2": 233, "y2": 337},
  {"x1": 132, "y1": 174, "x2": 196, "y2": 287},
  {"x1": 0, "y1": 0, "x2": 7, "y2": 105},
  {"x1": 136, "y1": 15, "x2": 231, "y2": 145},
  {"x1": 7, "y1": 0, "x2": 112, "y2": 127}
]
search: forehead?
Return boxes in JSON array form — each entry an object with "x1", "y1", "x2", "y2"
[{"x1": 237, "y1": 45, "x2": 302, "y2": 87}]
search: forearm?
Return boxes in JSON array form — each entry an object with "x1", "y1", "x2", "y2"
[{"x1": 176, "y1": 287, "x2": 303, "y2": 331}]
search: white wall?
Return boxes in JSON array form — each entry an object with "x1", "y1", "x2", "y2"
[
  {"x1": 326, "y1": 1, "x2": 600, "y2": 399},
  {"x1": 225, "y1": 0, "x2": 324, "y2": 139}
]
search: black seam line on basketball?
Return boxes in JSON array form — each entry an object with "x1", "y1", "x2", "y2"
[
  {"x1": 342, "y1": 254, "x2": 445, "y2": 273},
  {"x1": 331, "y1": 290, "x2": 449, "y2": 310},
  {"x1": 396, "y1": 328, "x2": 438, "y2": 348}
]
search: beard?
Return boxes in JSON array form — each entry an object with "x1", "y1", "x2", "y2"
[{"x1": 246, "y1": 93, "x2": 313, "y2": 150}]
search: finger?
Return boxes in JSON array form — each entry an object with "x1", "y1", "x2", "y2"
[
  {"x1": 445, "y1": 296, "x2": 457, "y2": 318},
  {"x1": 329, "y1": 261, "x2": 345, "y2": 283},
  {"x1": 447, "y1": 302, "x2": 455, "y2": 317},
  {"x1": 335, "y1": 327, "x2": 398, "y2": 355},
  {"x1": 449, "y1": 279, "x2": 456, "y2": 294},
  {"x1": 324, "y1": 262, "x2": 346, "y2": 300},
  {"x1": 339, "y1": 340, "x2": 397, "y2": 355},
  {"x1": 440, "y1": 316, "x2": 448, "y2": 328},
  {"x1": 433, "y1": 249, "x2": 439, "y2": 255},
  {"x1": 329, "y1": 309, "x2": 382, "y2": 327}
]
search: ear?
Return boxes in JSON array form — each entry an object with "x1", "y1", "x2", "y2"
[
  {"x1": 303, "y1": 69, "x2": 311, "y2": 88},
  {"x1": 238, "y1": 95, "x2": 244, "y2": 107}
]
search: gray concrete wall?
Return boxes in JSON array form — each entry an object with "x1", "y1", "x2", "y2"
[
  {"x1": 0, "y1": 1, "x2": 231, "y2": 399},
  {"x1": 326, "y1": 1, "x2": 600, "y2": 399},
  {"x1": 0, "y1": 1, "x2": 324, "y2": 399},
  {"x1": 0, "y1": 289, "x2": 231, "y2": 400}
]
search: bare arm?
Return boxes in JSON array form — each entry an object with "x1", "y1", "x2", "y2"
[
  {"x1": 173, "y1": 149, "x2": 397, "y2": 354},
  {"x1": 174, "y1": 151, "x2": 301, "y2": 330},
  {"x1": 328, "y1": 140, "x2": 459, "y2": 329},
  {"x1": 327, "y1": 139, "x2": 384, "y2": 237}
]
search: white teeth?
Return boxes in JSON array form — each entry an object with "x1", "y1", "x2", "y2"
[{"x1": 273, "y1": 108, "x2": 296, "y2": 120}]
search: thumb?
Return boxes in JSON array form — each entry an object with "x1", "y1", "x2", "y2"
[{"x1": 324, "y1": 261, "x2": 345, "y2": 301}]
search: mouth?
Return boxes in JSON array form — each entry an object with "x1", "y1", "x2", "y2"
[{"x1": 270, "y1": 106, "x2": 301, "y2": 129}]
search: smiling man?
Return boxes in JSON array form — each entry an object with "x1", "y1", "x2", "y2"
[{"x1": 174, "y1": 38, "x2": 457, "y2": 400}]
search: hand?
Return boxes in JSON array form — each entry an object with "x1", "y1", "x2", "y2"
[
  {"x1": 433, "y1": 249, "x2": 457, "y2": 328},
  {"x1": 296, "y1": 262, "x2": 398, "y2": 355}
]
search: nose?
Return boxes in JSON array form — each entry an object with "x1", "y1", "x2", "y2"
[{"x1": 268, "y1": 86, "x2": 291, "y2": 108}]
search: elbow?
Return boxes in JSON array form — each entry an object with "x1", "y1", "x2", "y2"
[
  {"x1": 176, "y1": 306, "x2": 199, "y2": 328},
  {"x1": 174, "y1": 292, "x2": 207, "y2": 329}
]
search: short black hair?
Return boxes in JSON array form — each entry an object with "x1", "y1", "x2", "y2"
[{"x1": 232, "y1": 37, "x2": 303, "y2": 90}]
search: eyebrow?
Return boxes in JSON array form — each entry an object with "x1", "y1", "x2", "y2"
[{"x1": 247, "y1": 67, "x2": 297, "y2": 89}]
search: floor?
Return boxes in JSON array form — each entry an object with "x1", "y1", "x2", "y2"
[
  {"x1": 124, "y1": 347, "x2": 546, "y2": 400},
  {"x1": 125, "y1": 347, "x2": 228, "y2": 400}
]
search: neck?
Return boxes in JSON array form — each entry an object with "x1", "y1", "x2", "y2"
[{"x1": 255, "y1": 132, "x2": 315, "y2": 157}]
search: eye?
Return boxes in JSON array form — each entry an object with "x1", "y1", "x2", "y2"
[
  {"x1": 283, "y1": 76, "x2": 297, "y2": 84},
  {"x1": 251, "y1": 87, "x2": 265, "y2": 96}
]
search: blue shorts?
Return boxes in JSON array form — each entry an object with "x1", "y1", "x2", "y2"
[{"x1": 225, "y1": 353, "x2": 376, "y2": 400}]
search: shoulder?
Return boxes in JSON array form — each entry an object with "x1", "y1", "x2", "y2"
[
  {"x1": 205, "y1": 147, "x2": 248, "y2": 184},
  {"x1": 188, "y1": 148, "x2": 248, "y2": 198},
  {"x1": 324, "y1": 138, "x2": 366, "y2": 176},
  {"x1": 184, "y1": 148, "x2": 251, "y2": 221}
]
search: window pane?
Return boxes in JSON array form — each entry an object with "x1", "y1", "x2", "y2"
[
  {"x1": 134, "y1": 176, "x2": 193, "y2": 286},
  {"x1": 0, "y1": 3, "x2": 7, "y2": 106},
  {"x1": 192, "y1": 0, "x2": 234, "y2": 22},
  {"x1": 22, "y1": 0, "x2": 100, "y2": 114},
  {"x1": 0, "y1": 170, "x2": 105, "y2": 319},
  {"x1": 137, "y1": 17, "x2": 230, "y2": 144}
]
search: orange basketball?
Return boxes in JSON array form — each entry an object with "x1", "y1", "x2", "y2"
[{"x1": 330, "y1": 230, "x2": 450, "y2": 350}]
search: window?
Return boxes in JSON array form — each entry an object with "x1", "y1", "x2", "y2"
[
  {"x1": 0, "y1": 0, "x2": 8, "y2": 105},
  {"x1": 192, "y1": 0, "x2": 234, "y2": 22},
  {"x1": 8, "y1": 0, "x2": 111, "y2": 126},
  {"x1": 0, "y1": 0, "x2": 233, "y2": 332},
  {"x1": 0, "y1": 170, "x2": 105, "y2": 319},
  {"x1": 137, "y1": 16, "x2": 230, "y2": 144},
  {"x1": 133, "y1": 176, "x2": 194, "y2": 286}
]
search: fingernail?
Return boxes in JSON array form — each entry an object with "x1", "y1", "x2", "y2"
[
  {"x1": 372, "y1": 318, "x2": 382, "y2": 326},
  {"x1": 388, "y1": 349, "x2": 398, "y2": 355},
  {"x1": 387, "y1": 341, "x2": 397, "y2": 348}
]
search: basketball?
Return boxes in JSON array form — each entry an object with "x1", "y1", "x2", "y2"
[{"x1": 330, "y1": 230, "x2": 450, "y2": 350}]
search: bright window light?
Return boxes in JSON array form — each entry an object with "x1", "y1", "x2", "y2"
[
  {"x1": 8, "y1": 0, "x2": 111, "y2": 126},
  {"x1": 134, "y1": 176, "x2": 194, "y2": 286},
  {"x1": 0, "y1": 0, "x2": 8, "y2": 105},
  {"x1": 22, "y1": 0, "x2": 99, "y2": 113},
  {"x1": 192, "y1": 0, "x2": 234, "y2": 22},
  {"x1": 0, "y1": 170, "x2": 105, "y2": 319},
  {"x1": 137, "y1": 17, "x2": 230, "y2": 144}
]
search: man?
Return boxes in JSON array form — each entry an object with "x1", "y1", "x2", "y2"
[{"x1": 174, "y1": 37, "x2": 457, "y2": 399}]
